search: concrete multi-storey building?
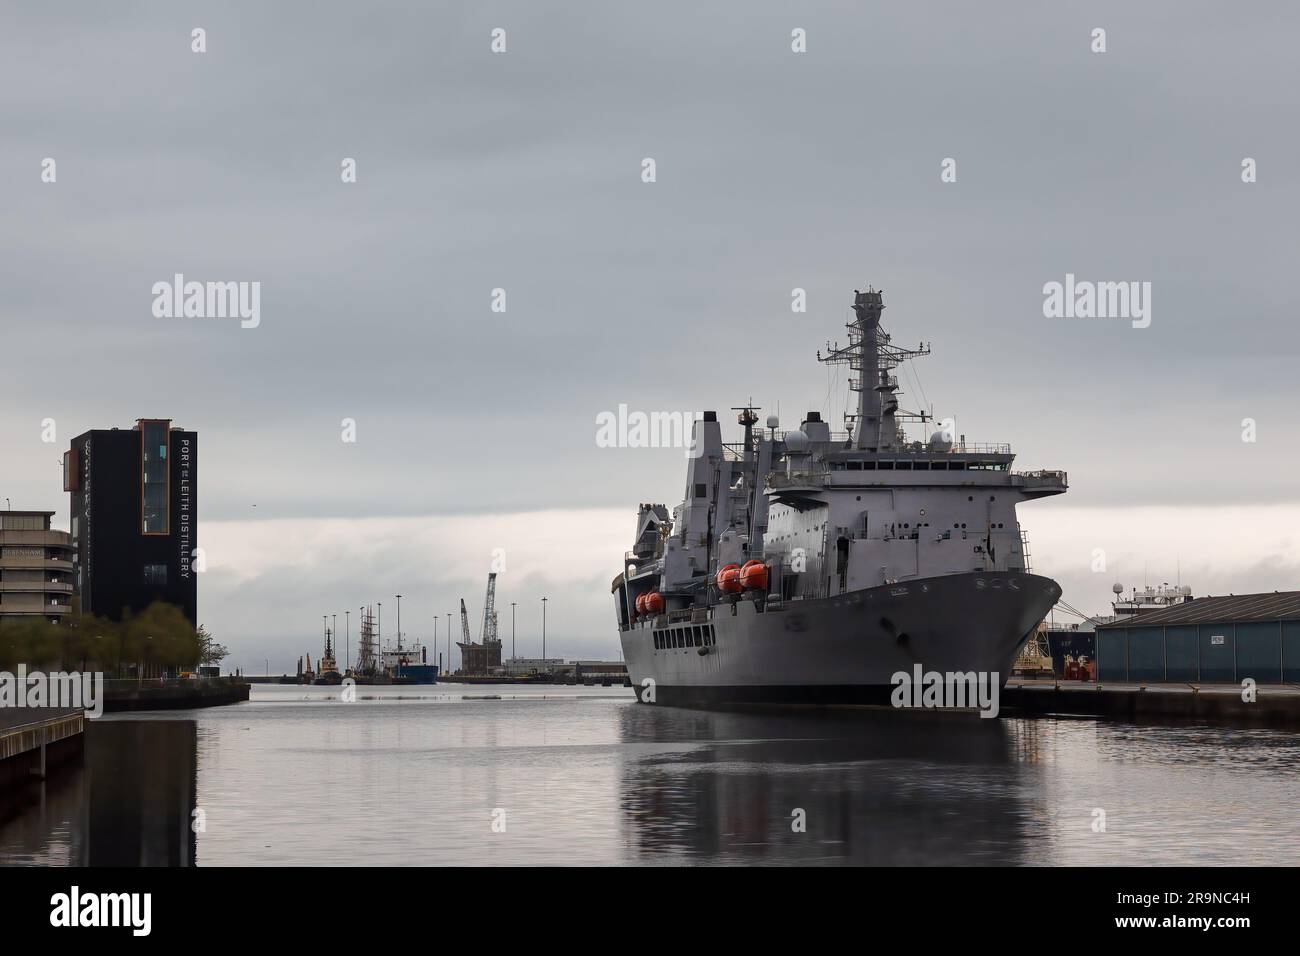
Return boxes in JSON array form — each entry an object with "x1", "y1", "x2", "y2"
[{"x1": 0, "y1": 511, "x2": 75, "y2": 626}]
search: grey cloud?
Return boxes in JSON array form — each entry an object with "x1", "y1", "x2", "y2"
[{"x1": 3, "y1": 2, "x2": 1299, "y2": 658}]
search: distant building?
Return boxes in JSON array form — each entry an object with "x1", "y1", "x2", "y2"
[
  {"x1": 1040, "y1": 584, "x2": 1196, "y2": 677},
  {"x1": 502, "y1": 657, "x2": 566, "y2": 676},
  {"x1": 572, "y1": 660, "x2": 629, "y2": 682},
  {"x1": 0, "y1": 511, "x2": 74, "y2": 626},
  {"x1": 1096, "y1": 591, "x2": 1300, "y2": 683},
  {"x1": 458, "y1": 639, "x2": 502, "y2": 674},
  {"x1": 64, "y1": 419, "x2": 198, "y2": 625},
  {"x1": 500, "y1": 658, "x2": 628, "y2": 682}
]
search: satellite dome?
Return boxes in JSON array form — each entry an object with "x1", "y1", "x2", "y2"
[
  {"x1": 766, "y1": 414, "x2": 780, "y2": 429},
  {"x1": 783, "y1": 430, "x2": 811, "y2": 453},
  {"x1": 927, "y1": 429, "x2": 953, "y2": 451},
  {"x1": 1112, "y1": 583, "x2": 1124, "y2": 595}
]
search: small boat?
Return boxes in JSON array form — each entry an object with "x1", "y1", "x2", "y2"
[{"x1": 312, "y1": 621, "x2": 344, "y2": 685}]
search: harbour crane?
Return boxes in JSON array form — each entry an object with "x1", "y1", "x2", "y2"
[
  {"x1": 456, "y1": 574, "x2": 505, "y2": 675},
  {"x1": 479, "y1": 572, "x2": 499, "y2": 644}
]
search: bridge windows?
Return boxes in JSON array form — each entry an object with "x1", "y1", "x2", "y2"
[{"x1": 828, "y1": 457, "x2": 1017, "y2": 471}]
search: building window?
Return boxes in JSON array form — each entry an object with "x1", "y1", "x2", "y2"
[
  {"x1": 144, "y1": 564, "x2": 168, "y2": 587},
  {"x1": 63, "y1": 450, "x2": 80, "y2": 491},
  {"x1": 0, "y1": 514, "x2": 44, "y2": 531},
  {"x1": 141, "y1": 421, "x2": 169, "y2": 534}
]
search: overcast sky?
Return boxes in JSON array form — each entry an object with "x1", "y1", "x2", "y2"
[{"x1": 3, "y1": 2, "x2": 1299, "y2": 672}]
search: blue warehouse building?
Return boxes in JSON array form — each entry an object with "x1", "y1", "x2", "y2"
[{"x1": 1096, "y1": 592, "x2": 1300, "y2": 684}]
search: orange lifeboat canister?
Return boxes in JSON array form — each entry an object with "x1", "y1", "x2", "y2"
[
  {"x1": 634, "y1": 593, "x2": 647, "y2": 615},
  {"x1": 643, "y1": 592, "x2": 665, "y2": 614},
  {"x1": 740, "y1": 560, "x2": 769, "y2": 592},
  {"x1": 716, "y1": 564, "x2": 743, "y2": 594}
]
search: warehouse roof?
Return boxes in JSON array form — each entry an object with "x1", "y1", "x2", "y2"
[{"x1": 1097, "y1": 591, "x2": 1300, "y2": 628}]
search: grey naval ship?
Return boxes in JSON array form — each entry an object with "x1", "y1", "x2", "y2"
[{"x1": 613, "y1": 287, "x2": 1068, "y2": 707}]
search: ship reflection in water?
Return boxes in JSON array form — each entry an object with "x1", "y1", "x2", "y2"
[
  {"x1": 1, "y1": 687, "x2": 1297, "y2": 866},
  {"x1": 616, "y1": 706, "x2": 1030, "y2": 865}
]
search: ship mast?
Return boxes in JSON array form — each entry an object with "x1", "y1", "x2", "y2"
[
  {"x1": 355, "y1": 605, "x2": 379, "y2": 675},
  {"x1": 818, "y1": 288, "x2": 930, "y2": 451}
]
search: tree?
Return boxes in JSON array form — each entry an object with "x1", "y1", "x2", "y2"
[
  {"x1": 0, "y1": 601, "x2": 201, "y2": 676},
  {"x1": 196, "y1": 625, "x2": 229, "y2": 667},
  {"x1": 120, "y1": 602, "x2": 202, "y2": 678}
]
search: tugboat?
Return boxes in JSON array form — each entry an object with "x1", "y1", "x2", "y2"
[
  {"x1": 613, "y1": 286, "x2": 1068, "y2": 707},
  {"x1": 312, "y1": 619, "x2": 344, "y2": 686}
]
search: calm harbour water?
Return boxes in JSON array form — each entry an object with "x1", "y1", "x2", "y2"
[{"x1": 2, "y1": 684, "x2": 1298, "y2": 866}]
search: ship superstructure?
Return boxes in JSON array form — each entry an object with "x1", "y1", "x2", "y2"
[{"x1": 613, "y1": 287, "x2": 1068, "y2": 707}]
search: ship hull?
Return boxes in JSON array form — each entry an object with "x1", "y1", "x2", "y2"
[
  {"x1": 395, "y1": 664, "x2": 439, "y2": 684},
  {"x1": 618, "y1": 570, "x2": 1061, "y2": 708}
]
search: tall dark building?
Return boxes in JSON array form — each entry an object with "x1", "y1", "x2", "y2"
[{"x1": 64, "y1": 419, "x2": 198, "y2": 625}]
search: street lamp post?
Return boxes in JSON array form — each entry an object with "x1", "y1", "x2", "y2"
[
  {"x1": 511, "y1": 602, "x2": 517, "y2": 661},
  {"x1": 345, "y1": 610, "x2": 350, "y2": 670},
  {"x1": 542, "y1": 597, "x2": 548, "y2": 662},
  {"x1": 396, "y1": 595, "x2": 402, "y2": 653}
]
